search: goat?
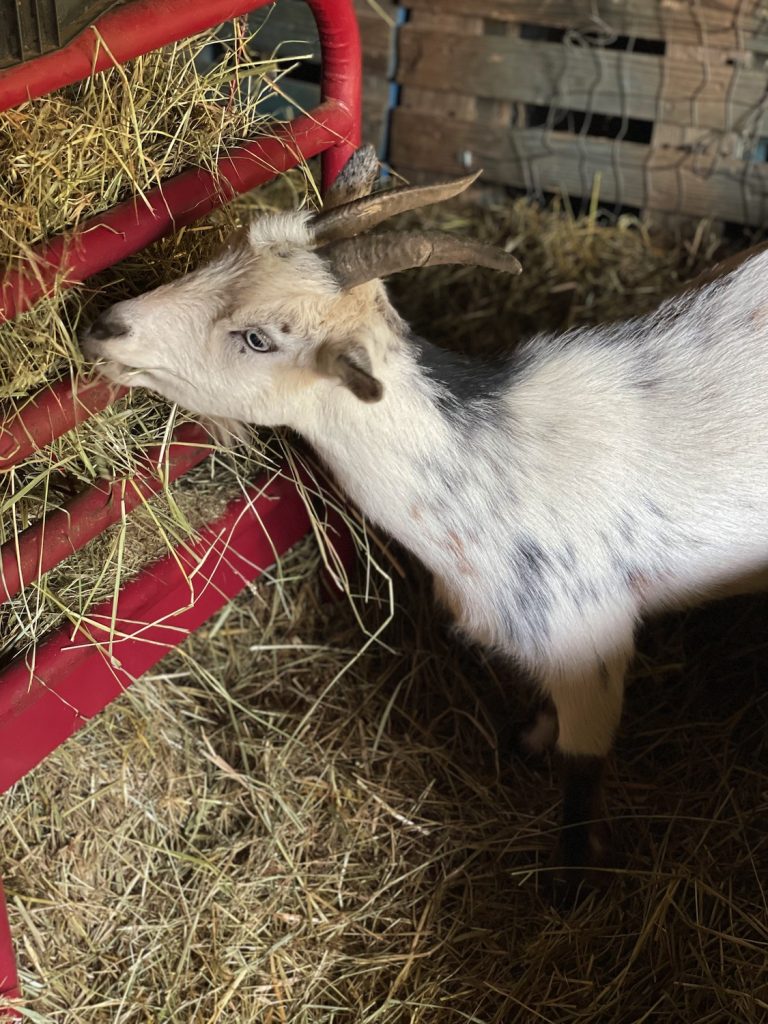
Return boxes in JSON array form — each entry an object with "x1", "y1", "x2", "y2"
[{"x1": 81, "y1": 146, "x2": 768, "y2": 888}]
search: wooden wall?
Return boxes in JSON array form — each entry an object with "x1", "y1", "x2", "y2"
[{"x1": 252, "y1": 0, "x2": 768, "y2": 225}]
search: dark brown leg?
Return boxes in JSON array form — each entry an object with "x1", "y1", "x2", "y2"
[
  {"x1": 543, "y1": 644, "x2": 632, "y2": 897},
  {"x1": 559, "y1": 754, "x2": 609, "y2": 870}
]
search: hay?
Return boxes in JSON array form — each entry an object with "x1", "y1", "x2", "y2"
[
  {"x1": 387, "y1": 190, "x2": 732, "y2": 354},
  {"x1": 0, "y1": 22, "x2": 321, "y2": 662},
  {"x1": 0, "y1": 30, "x2": 766, "y2": 1020},
  {"x1": 0, "y1": 21, "x2": 304, "y2": 397},
  {"x1": 2, "y1": 534, "x2": 766, "y2": 1022}
]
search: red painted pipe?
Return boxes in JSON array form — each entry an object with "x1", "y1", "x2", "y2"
[
  {"x1": 0, "y1": 0, "x2": 358, "y2": 119},
  {"x1": 0, "y1": 377, "x2": 126, "y2": 470},
  {"x1": 0, "y1": 99, "x2": 354, "y2": 466},
  {"x1": 0, "y1": 422, "x2": 213, "y2": 604},
  {"x1": 0, "y1": 0, "x2": 362, "y2": 1010},
  {"x1": 0, "y1": 0, "x2": 361, "y2": 455},
  {"x1": 308, "y1": 0, "x2": 362, "y2": 183},
  {"x1": 0, "y1": 464, "x2": 312, "y2": 791},
  {"x1": 0, "y1": 0, "x2": 271, "y2": 110}
]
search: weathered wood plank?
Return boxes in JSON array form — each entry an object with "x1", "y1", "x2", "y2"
[
  {"x1": 645, "y1": 139, "x2": 768, "y2": 223},
  {"x1": 389, "y1": 107, "x2": 768, "y2": 222},
  {"x1": 400, "y1": 85, "x2": 479, "y2": 122},
  {"x1": 399, "y1": 25, "x2": 660, "y2": 121},
  {"x1": 659, "y1": 41, "x2": 768, "y2": 134},
  {"x1": 390, "y1": 107, "x2": 649, "y2": 207},
  {"x1": 404, "y1": 0, "x2": 768, "y2": 51},
  {"x1": 397, "y1": 24, "x2": 768, "y2": 133},
  {"x1": 408, "y1": 9, "x2": 486, "y2": 33}
]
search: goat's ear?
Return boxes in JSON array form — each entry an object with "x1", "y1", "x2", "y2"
[
  {"x1": 323, "y1": 145, "x2": 380, "y2": 209},
  {"x1": 314, "y1": 340, "x2": 384, "y2": 403}
]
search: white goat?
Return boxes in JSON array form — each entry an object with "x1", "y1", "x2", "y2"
[{"x1": 82, "y1": 147, "x2": 768, "y2": 884}]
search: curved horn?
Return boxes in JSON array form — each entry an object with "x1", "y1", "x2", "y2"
[
  {"x1": 311, "y1": 172, "x2": 482, "y2": 246},
  {"x1": 321, "y1": 231, "x2": 523, "y2": 289}
]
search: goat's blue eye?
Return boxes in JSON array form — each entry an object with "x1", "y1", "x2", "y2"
[{"x1": 243, "y1": 328, "x2": 272, "y2": 353}]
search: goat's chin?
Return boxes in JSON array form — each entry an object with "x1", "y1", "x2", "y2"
[{"x1": 202, "y1": 416, "x2": 252, "y2": 448}]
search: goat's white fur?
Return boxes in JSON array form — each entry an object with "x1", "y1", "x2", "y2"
[{"x1": 82, "y1": 190, "x2": 768, "y2": 776}]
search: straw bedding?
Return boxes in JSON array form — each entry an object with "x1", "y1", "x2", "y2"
[
  {"x1": 2, "y1": 534, "x2": 766, "y2": 1023},
  {"x1": 1, "y1": 21, "x2": 767, "y2": 1024}
]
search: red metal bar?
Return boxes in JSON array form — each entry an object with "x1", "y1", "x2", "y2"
[
  {"x1": 0, "y1": 0, "x2": 362, "y2": 456},
  {"x1": 0, "y1": 93, "x2": 354, "y2": 465},
  {"x1": 0, "y1": 377, "x2": 126, "y2": 470},
  {"x1": 0, "y1": 1, "x2": 268, "y2": 110},
  {"x1": 0, "y1": 468, "x2": 312, "y2": 791},
  {"x1": 0, "y1": 422, "x2": 213, "y2": 603},
  {"x1": 0, "y1": 879, "x2": 19, "y2": 1021},
  {"x1": 309, "y1": 0, "x2": 362, "y2": 183},
  {"x1": 0, "y1": 0, "x2": 361, "y2": 1005}
]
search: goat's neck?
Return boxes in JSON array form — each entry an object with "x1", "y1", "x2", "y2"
[{"x1": 296, "y1": 351, "x2": 462, "y2": 561}]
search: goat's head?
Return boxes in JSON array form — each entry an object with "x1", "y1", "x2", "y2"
[{"x1": 81, "y1": 147, "x2": 521, "y2": 428}]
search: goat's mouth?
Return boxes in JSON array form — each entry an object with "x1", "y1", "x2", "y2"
[
  {"x1": 83, "y1": 356, "x2": 202, "y2": 405},
  {"x1": 82, "y1": 354, "x2": 170, "y2": 397},
  {"x1": 83, "y1": 355, "x2": 136, "y2": 386}
]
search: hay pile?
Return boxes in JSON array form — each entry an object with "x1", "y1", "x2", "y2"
[
  {"x1": 1, "y1": 173, "x2": 766, "y2": 1022},
  {"x1": 388, "y1": 191, "x2": 732, "y2": 354},
  {"x1": 2, "y1": 528, "x2": 766, "y2": 1023},
  {"x1": 0, "y1": 21, "x2": 295, "y2": 397},
  {"x1": 0, "y1": 23, "x2": 319, "y2": 663}
]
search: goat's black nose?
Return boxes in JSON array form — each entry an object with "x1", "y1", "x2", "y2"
[{"x1": 88, "y1": 310, "x2": 129, "y2": 341}]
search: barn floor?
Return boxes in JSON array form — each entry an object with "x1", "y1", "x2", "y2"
[
  {"x1": 2, "y1": 196, "x2": 767, "y2": 1023},
  {"x1": 2, "y1": 535, "x2": 767, "y2": 1023}
]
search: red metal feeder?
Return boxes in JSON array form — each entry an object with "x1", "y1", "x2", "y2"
[{"x1": 0, "y1": 0, "x2": 361, "y2": 1013}]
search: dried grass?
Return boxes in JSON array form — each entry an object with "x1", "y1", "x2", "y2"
[
  {"x1": 1, "y1": 27, "x2": 766, "y2": 1023},
  {"x1": 0, "y1": 22, "x2": 318, "y2": 662},
  {"x1": 2, "y1": 536, "x2": 766, "y2": 1023},
  {"x1": 387, "y1": 190, "x2": 733, "y2": 355}
]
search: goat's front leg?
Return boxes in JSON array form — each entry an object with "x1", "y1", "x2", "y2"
[{"x1": 541, "y1": 644, "x2": 632, "y2": 889}]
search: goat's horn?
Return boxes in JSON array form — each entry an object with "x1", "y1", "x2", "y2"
[
  {"x1": 311, "y1": 173, "x2": 482, "y2": 245},
  {"x1": 321, "y1": 230, "x2": 523, "y2": 289}
]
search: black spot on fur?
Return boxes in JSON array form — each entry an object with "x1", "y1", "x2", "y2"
[
  {"x1": 517, "y1": 536, "x2": 553, "y2": 576},
  {"x1": 436, "y1": 464, "x2": 462, "y2": 498},
  {"x1": 505, "y1": 535, "x2": 556, "y2": 649},
  {"x1": 618, "y1": 513, "x2": 638, "y2": 547},
  {"x1": 643, "y1": 497, "x2": 669, "y2": 521},
  {"x1": 634, "y1": 375, "x2": 663, "y2": 391},
  {"x1": 560, "y1": 542, "x2": 578, "y2": 570},
  {"x1": 88, "y1": 311, "x2": 128, "y2": 340},
  {"x1": 412, "y1": 334, "x2": 514, "y2": 419}
]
